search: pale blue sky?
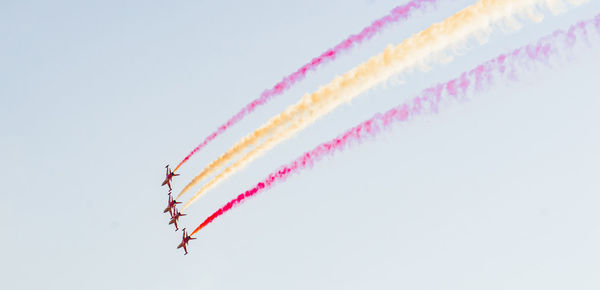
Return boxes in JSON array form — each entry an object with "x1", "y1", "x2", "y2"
[{"x1": 1, "y1": 1, "x2": 599, "y2": 289}]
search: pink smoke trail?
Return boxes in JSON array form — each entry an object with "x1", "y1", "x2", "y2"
[
  {"x1": 174, "y1": 0, "x2": 438, "y2": 172},
  {"x1": 190, "y1": 15, "x2": 600, "y2": 236}
]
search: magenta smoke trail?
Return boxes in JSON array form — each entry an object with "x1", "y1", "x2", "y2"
[
  {"x1": 190, "y1": 15, "x2": 600, "y2": 236},
  {"x1": 174, "y1": 0, "x2": 438, "y2": 172}
]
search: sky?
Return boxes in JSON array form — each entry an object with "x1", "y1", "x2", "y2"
[{"x1": 1, "y1": 1, "x2": 599, "y2": 289}]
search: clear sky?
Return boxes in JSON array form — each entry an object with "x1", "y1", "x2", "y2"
[{"x1": 1, "y1": 1, "x2": 599, "y2": 289}]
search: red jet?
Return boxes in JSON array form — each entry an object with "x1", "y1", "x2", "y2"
[
  {"x1": 177, "y1": 228, "x2": 196, "y2": 255},
  {"x1": 169, "y1": 209, "x2": 186, "y2": 231},
  {"x1": 163, "y1": 194, "x2": 182, "y2": 217},
  {"x1": 161, "y1": 165, "x2": 179, "y2": 191}
]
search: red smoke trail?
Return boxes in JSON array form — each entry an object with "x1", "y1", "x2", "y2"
[
  {"x1": 190, "y1": 15, "x2": 599, "y2": 236},
  {"x1": 173, "y1": 0, "x2": 439, "y2": 172}
]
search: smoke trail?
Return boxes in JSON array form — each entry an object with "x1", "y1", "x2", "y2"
[
  {"x1": 179, "y1": 0, "x2": 586, "y2": 203},
  {"x1": 189, "y1": 14, "x2": 600, "y2": 235},
  {"x1": 172, "y1": 0, "x2": 440, "y2": 173}
]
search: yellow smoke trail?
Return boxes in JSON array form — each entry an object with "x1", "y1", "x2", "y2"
[{"x1": 179, "y1": 0, "x2": 587, "y2": 204}]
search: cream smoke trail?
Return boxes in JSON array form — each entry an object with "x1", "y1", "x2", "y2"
[{"x1": 179, "y1": 0, "x2": 587, "y2": 204}]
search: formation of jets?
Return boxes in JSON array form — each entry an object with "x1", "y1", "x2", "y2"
[{"x1": 162, "y1": 165, "x2": 194, "y2": 255}]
